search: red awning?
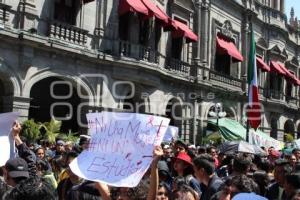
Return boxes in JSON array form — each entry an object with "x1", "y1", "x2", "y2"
[
  {"x1": 289, "y1": 72, "x2": 300, "y2": 86},
  {"x1": 256, "y1": 57, "x2": 270, "y2": 72},
  {"x1": 277, "y1": 63, "x2": 294, "y2": 79},
  {"x1": 82, "y1": 0, "x2": 94, "y2": 3},
  {"x1": 119, "y1": 0, "x2": 149, "y2": 16},
  {"x1": 141, "y1": 0, "x2": 169, "y2": 24},
  {"x1": 270, "y1": 61, "x2": 286, "y2": 76},
  {"x1": 216, "y1": 36, "x2": 243, "y2": 62},
  {"x1": 171, "y1": 20, "x2": 198, "y2": 43},
  {"x1": 277, "y1": 63, "x2": 300, "y2": 86}
]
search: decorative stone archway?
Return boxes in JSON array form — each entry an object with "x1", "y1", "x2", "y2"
[{"x1": 24, "y1": 70, "x2": 95, "y2": 132}]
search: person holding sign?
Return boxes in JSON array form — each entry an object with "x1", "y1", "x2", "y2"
[{"x1": 2, "y1": 121, "x2": 57, "y2": 199}]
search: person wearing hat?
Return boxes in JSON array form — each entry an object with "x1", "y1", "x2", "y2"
[
  {"x1": 3, "y1": 158, "x2": 29, "y2": 187},
  {"x1": 173, "y1": 152, "x2": 201, "y2": 198},
  {"x1": 79, "y1": 135, "x2": 91, "y2": 151},
  {"x1": 173, "y1": 139, "x2": 188, "y2": 156},
  {"x1": 53, "y1": 140, "x2": 66, "y2": 158},
  {"x1": 3, "y1": 121, "x2": 37, "y2": 187}
]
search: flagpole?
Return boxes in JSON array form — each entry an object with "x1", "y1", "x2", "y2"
[
  {"x1": 246, "y1": 22, "x2": 252, "y2": 143},
  {"x1": 246, "y1": 117, "x2": 249, "y2": 142}
]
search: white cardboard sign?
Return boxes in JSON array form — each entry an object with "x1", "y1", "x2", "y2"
[
  {"x1": 163, "y1": 126, "x2": 179, "y2": 142},
  {"x1": 70, "y1": 112, "x2": 170, "y2": 187},
  {"x1": 0, "y1": 112, "x2": 19, "y2": 166}
]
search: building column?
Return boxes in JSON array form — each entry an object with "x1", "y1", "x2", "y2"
[
  {"x1": 4, "y1": 96, "x2": 31, "y2": 121},
  {"x1": 241, "y1": 13, "x2": 250, "y2": 90},
  {"x1": 94, "y1": 0, "x2": 106, "y2": 50},
  {"x1": 276, "y1": 0, "x2": 280, "y2": 10},
  {"x1": 195, "y1": 0, "x2": 202, "y2": 64},
  {"x1": 280, "y1": 0, "x2": 285, "y2": 13},
  {"x1": 201, "y1": 0, "x2": 209, "y2": 65},
  {"x1": 18, "y1": 0, "x2": 38, "y2": 31}
]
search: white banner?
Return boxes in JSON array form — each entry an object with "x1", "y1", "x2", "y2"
[
  {"x1": 163, "y1": 126, "x2": 178, "y2": 142},
  {"x1": 0, "y1": 112, "x2": 19, "y2": 166},
  {"x1": 249, "y1": 129, "x2": 284, "y2": 150},
  {"x1": 70, "y1": 112, "x2": 170, "y2": 187}
]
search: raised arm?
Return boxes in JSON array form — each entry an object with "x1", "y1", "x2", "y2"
[
  {"x1": 95, "y1": 182, "x2": 111, "y2": 200},
  {"x1": 147, "y1": 146, "x2": 163, "y2": 200},
  {"x1": 12, "y1": 121, "x2": 37, "y2": 177}
]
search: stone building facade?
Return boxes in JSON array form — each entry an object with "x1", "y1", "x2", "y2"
[{"x1": 0, "y1": 0, "x2": 299, "y2": 143}]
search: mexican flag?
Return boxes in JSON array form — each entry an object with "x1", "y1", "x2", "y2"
[{"x1": 247, "y1": 29, "x2": 261, "y2": 130}]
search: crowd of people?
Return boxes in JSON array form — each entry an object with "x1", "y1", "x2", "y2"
[{"x1": 1, "y1": 122, "x2": 300, "y2": 200}]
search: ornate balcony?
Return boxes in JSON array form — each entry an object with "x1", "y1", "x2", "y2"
[
  {"x1": 209, "y1": 70, "x2": 242, "y2": 88},
  {"x1": 49, "y1": 21, "x2": 88, "y2": 45},
  {"x1": 166, "y1": 58, "x2": 191, "y2": 75},
  {"x1": 118, "y1": 40, "x2": 159, "y2": 63},
  {"x1": 269, "y1": 90, "x2": 284, "y2": 100},
  {"x1": 286, "y1": 95, "x2": 298, "y2": 105},
  {"x1": 0, "y1": 3, "x2": 10, "y2": 28}
]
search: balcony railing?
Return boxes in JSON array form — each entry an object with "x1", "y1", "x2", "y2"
[
  {"x1": 209, "y1": 71, "x2": 242, "y2": 88},
  {"x1": 286, "y1": 95, "x2": 298, "y2": 105},
  {"x1": 269, "y1": 90, "x2": 284, "y2": 100},
  {"x1": 166, "y1": 58, "x2": 191, "y2": 75},
  {"x1": 0, "y1": 3, "x2": 9, "y2": 28},
  {"x1": 118, "y1": 40, "x2": 159, "y2": 63},
  {"x1": 49, "y1": 21, "x2": 88, "y2": 45}
]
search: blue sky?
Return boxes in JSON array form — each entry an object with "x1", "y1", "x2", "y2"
[{"x1": 286, "y1": 0, "x2": 300, "y2": 19}]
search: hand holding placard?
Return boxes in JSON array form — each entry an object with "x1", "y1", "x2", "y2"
[{"x1": 70, "y1": 112, "x2": 170, "y2": 187}]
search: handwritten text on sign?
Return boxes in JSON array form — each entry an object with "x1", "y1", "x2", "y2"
[{"x1": 70, "y1": 112, "x2": 170, "y2": 187}]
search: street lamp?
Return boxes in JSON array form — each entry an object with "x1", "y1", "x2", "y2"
[{"x1": 208, "y1": 103, "x2": 227, "y2": 125}]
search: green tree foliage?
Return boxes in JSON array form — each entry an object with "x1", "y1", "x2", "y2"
[
  {"x1": 59, "y1": 130, "x2": 79, "y2": 143},
  {"x1": 40, "y1": 118, "x2": 62, "y2": 143},
  {"x1": 284, "y1": 133, "x2": 294, "y2": 143},
  {"x1": 20, "y1": 119, "x2": 41, "y2": 143}
]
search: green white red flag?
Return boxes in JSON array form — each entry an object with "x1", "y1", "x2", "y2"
[{"x1": 247, "y1": 29, "x2": 261, "y2": 130}]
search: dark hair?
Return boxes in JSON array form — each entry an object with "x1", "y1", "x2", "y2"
[
  {"x1": 230, "y1": 174, "x2": 259, "y2": 194},
  {"x1": 293, "y1": 148, "x2": 300, "y2": 154},
  {"x1": 253, "y1": 171, "x2": 270, "y2": 195},
  {"x1": 3, "y1": 177, "x2": 57, "y2": 200},
  {"x1": 66, "y1": 151, "x2": 79, "y2": 163},
  {"x1": 158, "y1": 181, "x2": 171, "y2": 199},
  {"x1": 232, "y1": 154, "x2": 252, "y2": 174},
  {"x1": 198, "y1": 147, "x2": 206, "y2": 154},
  {"x1": 286, "y1": 173, "x2": 300, "y2": 190},
  {"x1": 193, "y1": 154, "x2": 215, "y2": 175},
  {"x1": 275, "y1": 160, "x2": 293, "y2": 175},
  {"x1": 207, "y1": 146, "x2": 217, "y2": 154},
  {"x1": 173, "y1": 184, "x2": 198, "y2": 200},
  {"x1": 258, "y1": 159, "x2": 274, "y2": 173},
  {"x1": 36, "y1": 159, "x2": 50, "y2": 172}
]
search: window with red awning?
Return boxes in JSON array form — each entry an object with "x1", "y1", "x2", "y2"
[
  {"x1": 216, "y1": 36, "x2": 243, "y2": 62},
  {"x1": 171, "y1": 19, "x2": 198, "y2": 43},
  {"x1": 256, "y1": 57, "x2": 270, "y2": 72},
  {"x1": 118, "y1": 0, "x2": 149, "y2": 16},
  {"x1": 270, "y1": 61, "x2": 286, "y2": 76},
  {"x1": 141, "y1": 0, "x2": 169, "y2": 24}
]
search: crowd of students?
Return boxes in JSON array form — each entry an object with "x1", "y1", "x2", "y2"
[{"x1": 1, "y1": 121, "x2": 300, "y2": 200}]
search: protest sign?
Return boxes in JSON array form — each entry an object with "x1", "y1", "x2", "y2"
[
  {"x1": 249, "y1": 129, "x2": 284, "y2": 150},
  {"x1": 70, "y1": 112, "x2": 170, "y2": 187},
  {"x1": 163, "y1": 126, "x2": 178, "y2": 142},
  {"x1": 0, "y1": 112, "x2": 19, "y2": 166}
]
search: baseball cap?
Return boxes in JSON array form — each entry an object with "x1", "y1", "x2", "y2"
[
  {"x1": 56, "y1": 140, "x2": 65, "y2": 146},
  {"x1": 5, "y1": 158, "x2": 29, "y2": 178},
  {"x1": 79, "y1": 135, "x2": 91, "y2": 146}
]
